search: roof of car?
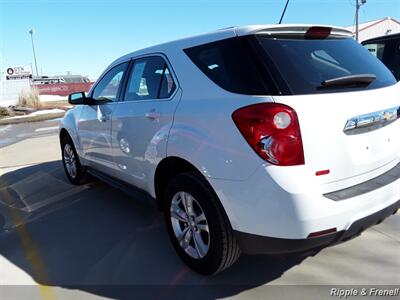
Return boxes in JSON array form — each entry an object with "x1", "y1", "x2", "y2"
[
  {"x1": 109, "y1": 24, "x2": 353, "y2": 69},
  {"x1": 233, "y1": 24, "x2": 352, "y2": 36}
]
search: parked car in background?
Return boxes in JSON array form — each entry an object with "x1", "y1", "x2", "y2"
[
  {"x1": 363, "y1": 33, "x2": 400, "y2": 81},
  {"x1": 32, "y1": 74, "x2": 91, "y2": 84},
  {"x1": 60, "y1": 24, "x2": 400, "y2": 275}
]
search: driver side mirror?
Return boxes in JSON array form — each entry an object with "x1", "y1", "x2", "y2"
[{"x1": 68, "y1": 92, "x2": 95, "y2": 105}]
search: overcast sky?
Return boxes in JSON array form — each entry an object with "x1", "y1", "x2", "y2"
[{"x1": 1, "y1": 0, "x2": 399, "y2": 79}]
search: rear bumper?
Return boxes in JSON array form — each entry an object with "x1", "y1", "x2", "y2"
[
  {"x1": 235, "y1": 200, "x2": 400, "y2": 255},
  {"x1": 208, "y1": 157, "x2": 400, "y2": 240}
]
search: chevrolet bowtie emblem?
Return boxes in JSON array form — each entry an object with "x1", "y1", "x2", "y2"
[{"x1": 382, "y1": 110, "x2": 396, "y2": 121}]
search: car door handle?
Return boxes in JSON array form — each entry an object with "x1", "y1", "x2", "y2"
[
  {"x1": 145, "y1": 111, "x2": 160, "y2": 121},
  {"x1": 99, "y1": 114, "x2": 109, "y2": 122},
  {"x1": 97, "y1": 105, "x2": 109, "y2": 122}
]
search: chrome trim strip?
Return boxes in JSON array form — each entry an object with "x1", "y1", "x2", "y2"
[{"x1": 343, "y1": 106, "x2": 399, "y2": 135}]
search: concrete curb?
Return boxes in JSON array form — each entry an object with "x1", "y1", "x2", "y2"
[{"x1": 0, "y1": 112, "x2": 65, "y2": 125}]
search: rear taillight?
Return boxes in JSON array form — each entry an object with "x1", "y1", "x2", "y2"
[{"x1": 232, "y1": 103, "x2": 304, "y2": 166}]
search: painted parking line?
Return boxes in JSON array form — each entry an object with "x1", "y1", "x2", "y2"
[
  {"x1": 6, "y1": 200, "x2": 56, "y2": 300},
  {"x1": 35, "y1": 126, "x2": 59, "y2": 132},
  {"x1": 0, "y1": 125, "x2": 12, "y2": 133},
  {"x1": 44, "y1": 118, "x2": 63, "y2": 123}
]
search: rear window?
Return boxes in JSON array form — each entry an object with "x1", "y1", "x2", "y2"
[
  {"x1": 257, "y1": 36, "x2": 396, "y2": 94},
  {"x1": 184, "y1": 35, "x2": 396, "y2": 95}
]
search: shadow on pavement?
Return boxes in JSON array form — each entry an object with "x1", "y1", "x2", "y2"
[{"x1": 0, "y1": 161, "x2": 313, "y2": 299}]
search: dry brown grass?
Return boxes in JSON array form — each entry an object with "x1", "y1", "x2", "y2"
[
  {"x1": 0, "y1": 107, "x2": 9, "y2": 116},
  {"x1": 18, "y1": 88, "x2": 42, "y2": 109},
  {"x1": 40, "y1": 100, "x2": 70, "y2": 109},
  {"x1": 0, "y1": 107, "x2": 15, "y2": 117}
]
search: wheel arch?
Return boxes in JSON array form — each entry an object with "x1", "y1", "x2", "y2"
[
  {"x1": 59, "y1": 120, "x2": 82, "y2": 158},
  {"x1": 153, "y1": 156, "x2": 230, "y2": 215},
  {"x1": 154, "y1": 156, "x2": 202, "y2": 210},
  {"x1": 59, "y1": 127, "x2": 71, "y2": 142}
]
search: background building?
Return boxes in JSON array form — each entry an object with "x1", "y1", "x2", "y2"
[
  {"x1": 346, "y1": 16, "x2": 400, "y2": 42},
  {"x1": 0, "y1": 67, "x2": 93, "y2": 106}
]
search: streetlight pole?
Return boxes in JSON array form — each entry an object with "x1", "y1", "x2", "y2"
[
  {"x1": 355, "y1": 0, "x2": 367, "y2": 41},
  {"x1": 355, "y1": 0, "x2": 360, "y2": 41},
  {"x1": 29, "y1": 28, "x2": 39, "y2": 76}
]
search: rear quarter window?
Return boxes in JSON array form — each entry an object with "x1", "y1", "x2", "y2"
[{"x1": 184, "y1": 37, "x2": 277, "y2": 95}]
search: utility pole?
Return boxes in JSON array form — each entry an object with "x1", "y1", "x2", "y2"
[
  {"x1": 355, "y1": 0, "x2": 367, "y2": 41},
  {"x1": 28, "y1": 28, "x2": 39, "y2": 76}
]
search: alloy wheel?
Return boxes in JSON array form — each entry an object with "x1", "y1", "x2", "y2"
[
  {"x1": 170, "y1": 191, "x2": 210, "y2": 259},
  {"x1": 63, "y1": 143, "x2": 77, "y2": 179}
]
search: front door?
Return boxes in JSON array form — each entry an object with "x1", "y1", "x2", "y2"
[{"x1": 78, "y1": 62, "x2": 129, "y2": 174}]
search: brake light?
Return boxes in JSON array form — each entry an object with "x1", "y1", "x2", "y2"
[
  {"x1": 232, "y1": 103, "x2": 304, "y2": 166},
  {"x1": 305, "y1": 26, "x2": 331, "y2": 39}
]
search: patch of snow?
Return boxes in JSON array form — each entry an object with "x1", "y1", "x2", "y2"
[
  {"x1": 30, "y1": 109, "x2": 65, "y2": 116},
  {"x1": 39, "y1": 95, "x2": 68, "y2": 102},
  {"x1": 3, "y1": 109, "x2": 65, "y2": 120},
  {"x1": 0, "y1": 100, "x2": 18, "y2": 107},
  {"x1": 35, "y1": 126, "x2": 60, "y2": 132}
]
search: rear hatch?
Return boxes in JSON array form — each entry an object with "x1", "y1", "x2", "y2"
[
  {"x1": 273, "y1": 86, "x2": 400, "y2": 186},
  {"x1": 184, "y1": 25, "x2": 399, "y2": 189},
  {"x1": 251, "y1": 26, "x2": 400, "y2": 188}
]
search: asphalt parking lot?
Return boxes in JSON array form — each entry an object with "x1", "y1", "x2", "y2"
[{"x1": 0, "y1": 121, "x2": 399, "y2": 300}]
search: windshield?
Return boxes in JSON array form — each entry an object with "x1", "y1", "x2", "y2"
[{"x1": 255, "y1": 36, "x2": 396, "y2": 94}]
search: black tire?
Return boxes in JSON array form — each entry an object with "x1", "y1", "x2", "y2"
[
  {"x1": 61, "y1": 135, "x2": 86, "y2": 185},
  {"x1": 164, "y1": 171, "x2": 241, "y2": 275}
]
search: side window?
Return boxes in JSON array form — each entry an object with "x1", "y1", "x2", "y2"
[
  {"x1": 381, "y1": 39, "x2": 400, "y2": 81},
  {"x1": 92, "y1": 62, "x2": 129, "y2": 101},
  {"x1": 124, "y1": 56, "x2": 176, "y2": 101},
  {"x1": 159, "y1": 66, "x2": 176, "y2": 98},
  {"x1": 392, "y1": 40, "x2": 400, "y2": 80},
  {"x1": 364, "y1": 42, "x2": 386, "y2": 60}
]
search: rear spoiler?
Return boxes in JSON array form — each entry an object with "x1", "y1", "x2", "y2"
[{"x1": 235, "y1": 25, "x2": 353, "y2": 38}]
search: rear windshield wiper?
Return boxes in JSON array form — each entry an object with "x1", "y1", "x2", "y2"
[{"x1": 320, "y1": 74, "x2": 376, "y2": 88}]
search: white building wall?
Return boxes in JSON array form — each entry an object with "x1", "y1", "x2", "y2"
[
  {"x1": 0, "y1": 76, "x2": 31, "y2": 106},
  {"x1": 346, "y1": 17, "x2": 400, "y2": 42},
  {"x1": 359, "y1": 19, "x2": 400, "y2": 42}
]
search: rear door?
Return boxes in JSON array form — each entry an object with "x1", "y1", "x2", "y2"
[{"x1": 111, "y1": 55, "x2": 180, "y2": 191}]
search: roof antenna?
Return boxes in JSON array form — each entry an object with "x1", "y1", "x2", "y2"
[{"x1": 278, "y1": 0, "x2": 290, "y2": 24}]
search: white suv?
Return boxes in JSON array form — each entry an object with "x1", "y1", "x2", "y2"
[{"x1": 60, "y1": 25, "x2": 400, "y2": 275}]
